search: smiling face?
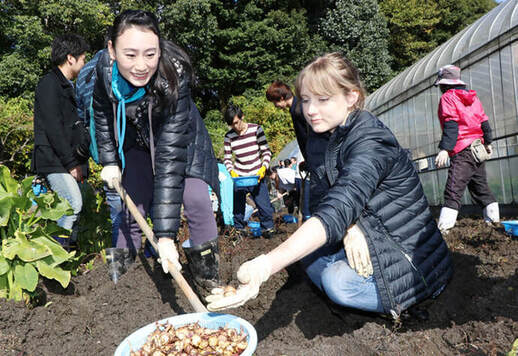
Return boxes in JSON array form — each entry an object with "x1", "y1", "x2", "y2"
[
  {"x1": 300, "y1": 87, "x2": 359, "y2": 133},
  {"x1": 108, "y1": 26, "x2": 160, "y2": 87}
]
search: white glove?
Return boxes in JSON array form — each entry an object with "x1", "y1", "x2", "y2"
[
  {"x1": 434, "y1": 150, "x2": 449, "y2": 168},
  {"x1": 206, "y1": 254, "x2": 271, "y2": 311},
  {"x1": 100, "y1": 165, "x2": 121, "y2": 189},
  {"x1": 486, "y1": 144, "x2": 493, "y2": 157},
  {"x1": 343, "y1": 224, "x2": 373, "y2": 278},
  {"x1": 157, "y1": 238, "x2": 182, "y2": 274}
]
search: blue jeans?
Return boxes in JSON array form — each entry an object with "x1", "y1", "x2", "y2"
[
  {"x1": 46, "y1": 173, "x2": 83, "y2": 240},
  {"x1": 300, "y1": 244, "x2": 384, "y2": 313},
  {"x1": 104, "y1": 184, "x2": 122, "y2": 247},
  {"x1": 233, "y1": 179, "x2": 274, "y2": 230}
]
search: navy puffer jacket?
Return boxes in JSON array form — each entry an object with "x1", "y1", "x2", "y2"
[
  {"x1": 93, "y1": 51, "x2": 219, "y2": 239},
  {"x1": 311, "y1": 109, "x2": 453, "y2": 316}
]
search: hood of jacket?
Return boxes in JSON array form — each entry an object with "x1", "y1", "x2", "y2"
[{"x1": 450, "y1": 89, "x2": 477, "y2": 106}]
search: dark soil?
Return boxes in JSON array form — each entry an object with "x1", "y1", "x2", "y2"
[{"x1": 1, "y1": 214, "x2": 517, "y2": 356}]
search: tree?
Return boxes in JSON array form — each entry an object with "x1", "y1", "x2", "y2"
[
  {"x1": 379, "y1": 0, "x2": 440, "y2": 73},
  {"x1": 432, "y1": 0, "x2": 497, "y2": 45},
  {"x1": 319, "y1": 0, "x2": 393, "y2": 92},
  {"x1": 162, "y1": 1, "x2": 326, "y2": 111},
  {"x1": 0, "y1": 0, "x2": 113, "y2": 98}
]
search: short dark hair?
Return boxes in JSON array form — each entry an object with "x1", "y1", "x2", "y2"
[
  {"x1": 224, "y1": 103, "x2": 244, "y2": 125},
  {"x1": 268, "y1": 166, "x2": 279, "y2": 176},
  {"x1": 51, "y1": 34, "x2": 89, "y2": 67},
  {"x1": 283, "y1": 159, "x2": 291, "y2": 167},
  {"x1": 266, "y1": 80, "x2": 294, "y2": 102}
]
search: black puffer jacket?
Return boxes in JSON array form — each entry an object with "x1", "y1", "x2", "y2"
[
  {"x1": 93, "y1": 51, "x2": 219, "y2": 238},
  {"x1": 32, "y1": 67, "x2": 83, "y2": 174},
  {"x1": 311, "y1": 109, "x2": 453, "y2": 316}
]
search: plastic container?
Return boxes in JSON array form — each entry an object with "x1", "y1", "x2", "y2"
[
  {"x1": 114, "y1": 312, "x2": 257, "y2": 356},
  {"x1": 105, "y1": 248, "x2": 133, "y2": 284},
  {"x1": 501, "y1": 220, "x2": 518, "y2": 237},
  {"x1": 232, "y1": 175, "x2": 260, "y2": 188},
  {"x1": 282, "y1": 214, "x2": 298, "y2": 224}
]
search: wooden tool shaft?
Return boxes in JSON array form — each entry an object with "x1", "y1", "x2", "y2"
[{"x1": 113, "y1": 180, "x2": 208, "y2": 313}]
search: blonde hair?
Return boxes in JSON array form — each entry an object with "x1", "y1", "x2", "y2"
[{"x1": 295, "y1": 52, "x2": 366, "y2": 110}]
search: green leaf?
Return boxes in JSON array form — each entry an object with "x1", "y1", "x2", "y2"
[
  {"x1": 0, "y1": 274, "x2": 8, "y2": 299},
  {"x1": 13, "y1": 262, "x2": 38, "y2": 292},
  {"x1": 0, "y1": 193, "x2": 14, "y2": 227},
  {"x1": 0, "y1": 256, "x2": 9, "y2": 275},
  {"x1": 32, "y1": 235, "x2": 70, "y2": 265},
  {"x1": 2, "y1": 231, "x2": 51, "y2": 262},
  {"x1": 33, "y1": 192, "x2": 72, "y2": 221},
  {"x1": 0, "y1": 166, "x2": 18, "y2": 194},
  {"x1": 36, "y1": 261, "x2": 70, "y2": 288},
  {"x1": 40, "y1": 221, "x2": 69, "y2": 238},
  {"x1": 21, "y1": 176, "x2": 34, "y2": 196}
]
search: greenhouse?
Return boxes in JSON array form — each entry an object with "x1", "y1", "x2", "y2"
[{"x1": 365, "y1": 0, "x2": 518, "y2": 208}]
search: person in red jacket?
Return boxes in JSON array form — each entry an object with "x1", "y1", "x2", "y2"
[{"x1": 434, "y1": 65, "x2": 499, "y2": 232}]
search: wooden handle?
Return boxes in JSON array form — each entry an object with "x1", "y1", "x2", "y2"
[
  {"x1": 112, "y1": 180, "x2": 208, "y2": 313},
  {"x1": 253, "y1": 191, "x2": 288, "y2": 214}
]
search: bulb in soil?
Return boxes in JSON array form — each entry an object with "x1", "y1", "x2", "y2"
[{"x1": 223, "y1": 285, "x2": 237, "y2": 297}]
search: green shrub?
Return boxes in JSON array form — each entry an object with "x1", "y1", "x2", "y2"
[
  {"x1": 0, "y1": 165, "x2": 74, "y2": 302},
  {"x1": 0, "y1": 96, "x2": 34, "y2": 179}
]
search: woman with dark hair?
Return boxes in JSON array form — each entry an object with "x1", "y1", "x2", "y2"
[{"x1": 93, "y1": 10, "x2": 220, "y2": 291}]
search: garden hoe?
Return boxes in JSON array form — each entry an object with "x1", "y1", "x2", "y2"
[{"x1": 112, "y1": 179, "x2": 208, "y2": 313}]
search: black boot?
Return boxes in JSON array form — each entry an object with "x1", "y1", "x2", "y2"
[{"x1": 182, "y1": 238, "x2": 221, "y2": 293}]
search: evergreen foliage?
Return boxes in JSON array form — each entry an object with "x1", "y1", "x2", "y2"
[
  {"x1": 0, "y1": 0, "x2": 498, "y2": 177},
  {"x1": 318, "y1": 0, "x2": 393, "y2": 93}
]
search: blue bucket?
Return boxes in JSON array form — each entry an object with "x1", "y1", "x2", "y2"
[
  {"x1": 501, "y1": 221, "x2": 518, "y2": 237},
  {"x1": 247, "y1": 221, "x2": 260, "y2": 229},
  {"x1": 233, "y1": 175, "x2": 259, "y2": 188},
  {"x1": 282, "y1": 214, "x2": 298, "y2": 224},
  {"x1": 247, "y1": 221, "x2": 261, "y2": 237},
  {"x1": 114, "y1": 312, "x2": 257, "y2": 356}
]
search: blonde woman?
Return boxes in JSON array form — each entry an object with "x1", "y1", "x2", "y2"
[{"x1": 208, "y1": 53, "x2": 453, "y2": 320}]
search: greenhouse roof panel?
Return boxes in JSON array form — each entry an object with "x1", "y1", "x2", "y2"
[{"x1": 366, "y1": 0, "x2": 518, "y2": 112}]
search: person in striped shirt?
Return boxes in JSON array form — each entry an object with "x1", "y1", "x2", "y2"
[{"x1": 223, "y1": 103, "x2": 275, "y2": 238}]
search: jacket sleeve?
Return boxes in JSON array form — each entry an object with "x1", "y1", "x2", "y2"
[
  {"x1": 313, "y1": 128, "x2": 396, "y2": 246},
  {"x1": 92, "y1": 65, "x2": 119, "y2": 166},
  {"x1": 290, "y1": 99, "x2": 308, "y2": 160},
  {"x1": 35, "y1": 76, "x2": 79, "y2": 171},
  {"x1": 256, "y1": 126, "x2": 272, "y2": 168},
  {"x1": 437, "y1": 94, "x2": 460, "y2": 149},
  {"x1": 152, "y1": 76, "x2": 192, "y2": 239},
  {"x1": 223, "y1": 133, "x2": 234, "y2": 172},
  {"x1": 481, "y1": 121, "x2": 493, "y2": 144},
  {"x1": 438, "y1": 121, "x2": 458, "y2": 151}
]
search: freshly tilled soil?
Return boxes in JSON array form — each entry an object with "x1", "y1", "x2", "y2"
[{"x1": 0, "y1": 214, "x2": 517, "y2": 355}]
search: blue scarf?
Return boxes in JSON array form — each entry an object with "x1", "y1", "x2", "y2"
[{"x1": 111, "y1": 62, "x2": 147, "y2": 171}]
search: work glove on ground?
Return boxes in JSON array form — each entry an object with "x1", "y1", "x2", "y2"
[
  {"x1": 434, "y1": 150, "x2": 449, "y2": 168},
  {"x1": 230, "y1": 170, "x2": 239, "y2": 178},
  {"x1": 157, "y1": 238, "x2": 182, "y2": 274},
  {"x1": 206, "y1": 254, "x2": 271, "y2": 311},
  {"x1": 257, "y1": 166, "x2": 267, "y2": 180},
  {"x1": 100, "y1": 165, "x2": 122, "y2": 189},
  {"x1": 343, "y1": 224, "x2": 373, "y2": 278}
]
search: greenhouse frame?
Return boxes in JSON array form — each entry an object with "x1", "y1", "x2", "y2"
[{"x1": 365, "y1": 0, "x2": 518, "y2": 209}]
